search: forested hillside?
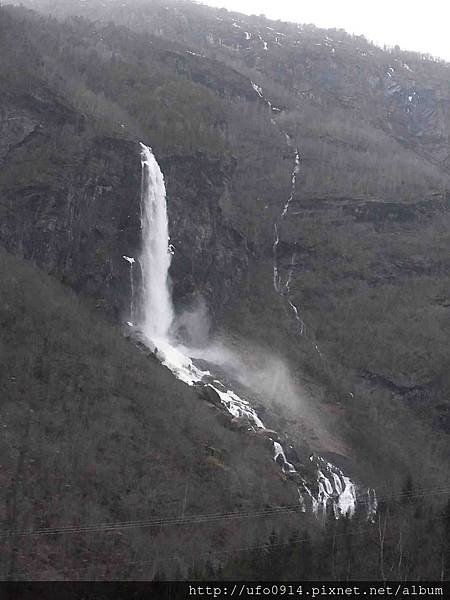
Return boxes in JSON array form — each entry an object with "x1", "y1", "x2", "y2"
[
  {"x1": 0, "y1": 0, "x2": 449, "y2": 580},
  {"x1": 0, "y1": 247, "x2": 310, "y2": 579}
]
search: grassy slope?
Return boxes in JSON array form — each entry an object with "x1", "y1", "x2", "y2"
[{"x1": 0, "y1": 249, "x2": 307, "y2": 580}]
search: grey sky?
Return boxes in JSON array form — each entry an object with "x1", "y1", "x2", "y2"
[{"x1": 201, "y1": 0, "x2": 450, "y2": 61}]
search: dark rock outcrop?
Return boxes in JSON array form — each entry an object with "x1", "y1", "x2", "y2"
[
  {"x1": 198, "y1": 384, "x2": 223, "y2": 408},
  {"x1": 0, "y1": 101, "x2": 142, "y2": 319},
  {"x1": 0, "y1": 89, "x2": 248, "y2": 324},
  {"x1": 162, "y1": 152, "x2": 248, "y2": 320}
]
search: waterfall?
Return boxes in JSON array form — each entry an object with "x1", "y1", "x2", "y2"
[
  {"x1": 139, "y1": 143, "x2": 174, "y2": 345},
  {"x1": 132, "y1": 141, "x2": 365, "y2": 521},
  {"x1": 137, "y1": 142, "x2": 204, "y2": 385}
]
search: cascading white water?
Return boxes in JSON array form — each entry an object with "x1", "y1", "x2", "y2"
[
  {"x1": 134, "y1": 141, "x2": 363, "y2": 521},
  {"x1": 139, "y1": 143, "x2": 174, "y2": 344},
  {"x1": 137, "y1": 143, "x2": 216, "y2": 386}
]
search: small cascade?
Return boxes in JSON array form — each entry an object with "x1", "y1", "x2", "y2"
[
  {"x1": 317, "y1": 480, "x2": 331, "y2": 516},
  {"x1": 338, "y1": 476, "x2": 357, "y2": 518},
  {"x1": 318, "y1": 470, "x2": 334, "y2": 495},
  {"x1": 122, "y1": 255, "x2": 136, "y2": 325},
  {"x1": 297, "y1": 456, "x2": 358, "y2": 519},
  {"x1": 272, "y1": 223, "x2": 281, "y2": 292},
  {"x1": 273, "y1": 442, "x2": 296, "y2": 473},
  {"x1": 285, "y1": 251, "x2": 296, "y2": 292},
  {"x1": 367, "y1": 488, "x2": 378, "y2": 522},
  {"x1": 208, "y1": 384, "x2": 264, "y2": 429},
  {"x1": 297, "y1": 489, "x2": 306, "y2": 513},
  {"x1": 331, "y1": 471, "x2": 343, "y2": 495},
  {"x1": 302, "y1": 483, "x2": 319, "y2": 517},
  {"x1": 281, "y1": 149, "x2": 300, "y2": 218},
  {"x1": 250, "y1": 82, "x2": 310, "y2": 344},
  {"x1": 284, "y1": 251, "x2": 305, "y2": 335}
]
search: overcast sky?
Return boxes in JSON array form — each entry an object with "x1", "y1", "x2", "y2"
[{"x1": 201, "y1": 0, "x2": 450, "y2": 61}]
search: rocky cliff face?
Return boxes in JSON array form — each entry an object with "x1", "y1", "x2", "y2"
[
  {"x1": 162, "y1": 152, "x2": 248, "y2": 319},
  {"x1": 0, "y1": 86, "x2": 248, "y2": 323},
  {"x1": 0, "y1": 90, "x2": 140, "y2": 319}
]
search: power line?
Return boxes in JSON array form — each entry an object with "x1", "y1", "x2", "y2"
[
  {"x1": 7, "y1": 513, "x2": 447, "y2": 580},
  {"x1": 1, "y1": 485, "x2": 449, "y2": 540}
]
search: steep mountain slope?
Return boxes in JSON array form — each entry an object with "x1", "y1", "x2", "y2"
[
  {"x1": 0, "y1": 5, "x2": 251, "y2": 322},
  {"x1": 2, "y1": 0, "x2": 448, "y2": 477},
  {"x1": 22, "y1": 0, "x2": 450, "y2": 177},
  {"x1": 0, "y1": 247, "x2": 307, "y2": 579},
  {"x1": 0, "y1": 0, "x2": 449, "y2": 580}
]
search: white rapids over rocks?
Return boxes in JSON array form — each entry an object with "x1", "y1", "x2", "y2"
[
  {"x1": 273, "y1": 442, "x2": 296, "y2": 474},
  {"x1": 131, "y1": 142, "x2": 366, "y2": 522},
  {"x1": 301, "y1": 457, "x2": 358, "y2": 519}
]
